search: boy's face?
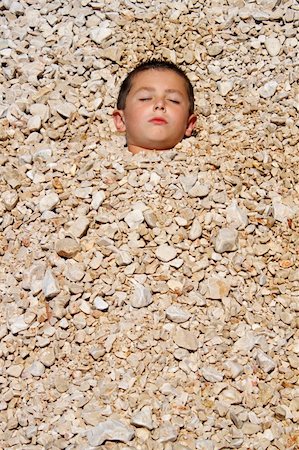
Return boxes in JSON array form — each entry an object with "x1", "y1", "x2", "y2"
[{"x1": 113, "y1": 69, "x2": 197, "y2": 154}]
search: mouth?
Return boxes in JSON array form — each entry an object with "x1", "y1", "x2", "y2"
[{"x1": 149, "y1": 117, "x2": 168, "y2": 125}]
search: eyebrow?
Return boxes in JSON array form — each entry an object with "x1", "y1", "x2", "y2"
[{"x1": 134, "y1": 87, "x2": 184, "y2": 97}]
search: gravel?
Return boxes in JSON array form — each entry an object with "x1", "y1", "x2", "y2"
[{"x1": 0, "y1": 0, "x2": 299, "y2": 449}]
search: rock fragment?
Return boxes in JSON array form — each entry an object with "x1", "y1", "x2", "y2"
[
  {"x1": 87, "y1": 419, "x2": 134, "y2": 446},
  {"x1": 173, "y1": 327, "x2": 198, "y2": 351},
  {"x1": 214, "y1": 228, "x2": 238, "y2": 253},
  {"x1": 130, "y1": 406, "x2": 154, "y2": 430},
  {"x1": 156, "y1": 244, "x2": 177, "y2": 262},
  {"x1": 55, "y1": 237, "x2": 81, "y2": 258}
]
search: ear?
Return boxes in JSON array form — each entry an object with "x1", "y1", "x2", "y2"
[
  {"x1": 113, "y1": 110, "x2": 126, "y2": 132},
  {"x1": 184, "y1": 114, "x2": 197, "y2": 137}
]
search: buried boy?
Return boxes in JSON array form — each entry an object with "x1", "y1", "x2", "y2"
[{"x1": 113, "y1": 59, "x2": 197, "y2": 154}]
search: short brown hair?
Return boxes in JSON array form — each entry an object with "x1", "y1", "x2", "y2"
[{"x1": 116, "y1": 59, "x2": 195, "y2": 114}]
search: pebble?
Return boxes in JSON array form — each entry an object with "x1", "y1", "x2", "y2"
[
  {"x1": 68, "y1": 216, "x2": 90, "y2": 238},
  {"x1": 94, "y1": 296, "x2": 109, "y2": 311},
  {"x1": 156, "y1": 244, "x2": 177, "y2": 262},
  {"x1": 42, "y1": 269, "x2": 60, "y2": 299},
  {"x1": 255, "y1": 349, "x2": 276, "y2": 373},
  {"x1": 166, "y1": 305, "x2": 191, "y2": 323},
  {"x1": 1, "y1": 1, "x2": 298, "y2": 449},
  {"x1": 214, "y1": 228, "x2": 238, "y2": 253},
  {"x1": 206, "y1": 275, "x2": 231, "y2": 299},
  {"x1": 39, "y1": 192, "x2": 60, "y2": 213},
  {"x1": 130, "y1": 281, "x2": 153, "y2": 308},
  {"x1": 173, "y1": 327, "x2": 198, "y2": 351},
  {"x1": 258, "y1": 80, "x2": 278, "y2": 98},
  {"x1": 130, "y1": 406, "x2": 154, "y2": 430},
  {"x1": 265, "y1": 37, "x2": 281, "y2": 56},
  {"x1": 87, "y1": 419, "x2": 135, "y2": 445},
  {"x1": 2, "y1": 190, "x2": 18, "y2": 210},
  {"x1": 55, "y1": 237, "x2": 81, "y2": 258}
]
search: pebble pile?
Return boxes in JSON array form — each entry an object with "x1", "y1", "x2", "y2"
[{"x1": 1, "y1": 0, "x2": 299, "y2": 449}]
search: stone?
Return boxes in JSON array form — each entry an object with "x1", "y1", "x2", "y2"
[
  {"x1": 173, "y1": 327, "x2": 198, "y2": 351},
  {"x1": 54, "y1": 376, "x2": 69, "y2": 393},
  {"x1": 130, "y1": 406, "x2": 154, "y2": 430},
  {"x1": 189, "y1": 218, "x2": 202, "y2": 240},
  {"x1": 156, "y1": 244, "x2": 177, "y2": 262},
  {"x1": 68, "y1": 216, "x2": 90, "y2": 238},
  {"x1": 158, "y1": 421, "x2": 178, "y2": 443},
  {"x1": 27, "y1": 115, "x2": 42, "y2": 131},
  {"x1": 28, "y1": 361, "x2": 45, "y2": 377},
  {"x1": 188, "y1": 182, "x2": 210, "y2": 198},
  {"x1": 226, "y1": 200, "x2": 248, "y2": 228},
  {"x1": 214, "y1": 228, "x2": 238, "y2": 253},
  {"x1": 39, "y1": 192, "x2": 60, "y2": 213},
  {"x1": 42, "y1": 268, "x2": 60, "y2": 299},
  {"x1": 91, "y1": 190, "x2": 105, "y2": 210},
  {"x1": 166, "y1": 305, "x2": 191, "y2": 323},
  {"x1": 124, "y1": 209, "x2": 144, "y2": 229},
  {"x1": 207, "y1": 44, "x2": 223, "y2": 56},
  {"x1": 217, "y1": 80, "x2": 234, "y2": 96},
  {"x1": 201, "y1": 366, "x2": 223, "y2": 382},
  {"x1": 205, "y1": 275, "x2": 231, "y2": 299},
  {"x1": 55, "y1": 101, "x2": 76, "y2": 118},
  {"x1": 55, "y1": 237, "x2": 81, "y2": 258},
  {"x1": 130, "y1": 282, "x2": 153, "y2": 308},
  {"x1": 87, "y1": 419, "x2": 135, "y2": 446},
  {"x1": 256, "y1": 349, "x2": 276, "y2": 373},
  {"x1": 89, "y1": 22, "x2": 113, "y2": 44},
  {"x1": 265, "y1": 37, "x2": 281, "y2": 56},
  {"x1": 258, "y1": 81, "x2": 278, "y2": 98},
  {"x1": 94, "y1": 296, "x2": 109, "y2": 311},
  {"x1": 2, "y1": 190, "x2": 18, "y2": 211},
  {"x1": 39, "y1": 348, "x2": 56, "y2": 367}
]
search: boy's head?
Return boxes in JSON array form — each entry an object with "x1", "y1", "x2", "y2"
[{"x1": 113, "y1": 59, "x2": 197, "y2": 154}]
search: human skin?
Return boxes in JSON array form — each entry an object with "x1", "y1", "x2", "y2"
[{"x1": 113, "y1": 69, "x2": 197, "y2": 154}]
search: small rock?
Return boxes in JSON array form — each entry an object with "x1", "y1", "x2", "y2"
[
  {"x1": 94, "y1": 296, "x2": 109, "y2": 311},
  {"x1": 27, "y1": 115, "x2": 42, "y2": 131},
  {"x1": 28, "y1": 361, "x2": 45, "y2": 377},
  {"x1": 201, "y1": 366, "x2": 223, "y2": 382},
  {"x1": 68, "y1": 216, "x2": 90, "y2": 238},
  {"x1": 87, "y1": 419, "x2": 134, "y2": 446},
  {"x1": 2, "y1": 191, "x2": 18, "y2": 211},
  {"x1": 55, "y1": 101, "x2": 76, "y2": 118},
  {"x1": 214, "y1": 228, "x2": 238, "y2": 253},
  {"x1": 173, "y1": 326, "x2": 198, "y2": 351},
  {"x1": 124, "y1": 209, "x2": 144, "y2": 229},
  {"x1": 6, "y1": 364, "x2": 23, "y2": 377},
  {"x1": 42, "y1": 268, "x2": 60, "y2": 299},
  {"x1": 8, "y1": 315, "x2": 29, "y2": 334},
  {"x1": 258, "y1": 80, "x2": 278, "y2": 98},
  {"x1": 265, "y1": 37, "x2": 281, "y2": 56},
  {"x1": 188, "y1": 181, "x2": 210, "y2": 198},
  {"x1": 158, "y1": 421, "x2": 178, "y2": 443},
  {"x1": 130, "y1": 282, "x2": 152, "y2": 308},
  {"x1": 207, "y1": 43, "x2": 223, "y2": 56},
  {"x1": 256, "y1": 349, "x2": 276, "y2": 373},
  {"x1": 166, "y1": 305, "x2": 191, "y2": 323},
  {"x1": 130, "y1": 406, "x2": 154, "y2": 430},
  {"x1": 74, "y1": 187, "x2": 92, "y2": 199},
  {"x1": 39, "y1": 348, "x2": 56, "y2": 367},
  {"x1": 206, "y1": 275, "x2": 231, "y2": 299},
  {"x1": 156, "y1": 244, "x2": 177, "y2": 262},
  {"x1": 54, "y1": 376, "x2": 69, "y2": 393},
  {"x1": 55, "y1": 237, "x2": 81, "y2": 258},
  {"x1": 91, "y1": 190, "x2": 105, "y2": 210},
  {"x1": 189, "y1": 218, "x2": 202, "y2": 240},
  {"x1": 226, "y1": 200, "x2": 248, "y2": 228},
  {"x1": 89, "y1": 22, "x2": 113, "y2": 44},
  {"x1": 217, "y1": 80, "x2": 234, "y2": 96},
  {"x1": 39, "y1": 192, "x2": 60, "y2": 213}
]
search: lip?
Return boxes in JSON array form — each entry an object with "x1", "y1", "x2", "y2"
[{"x1": 149, "y1": 117, "x2": 168, "y2": 125}]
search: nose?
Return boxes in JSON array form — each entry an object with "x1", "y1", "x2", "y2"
[{"x1": 154, "y1": 97, "x2": 166, "y2": 111}]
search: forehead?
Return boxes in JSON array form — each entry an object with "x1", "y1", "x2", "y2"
[{"x1": 130, "y1": 69, "x2": 188, "y2": 95}]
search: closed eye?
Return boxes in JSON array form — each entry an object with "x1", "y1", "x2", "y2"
[
  {"x1": 139, "y1": 97, "x2": 152, "y2": 101},
  {"x1": 169, "y1": 99, "x2": 180, "y2": 104}
]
